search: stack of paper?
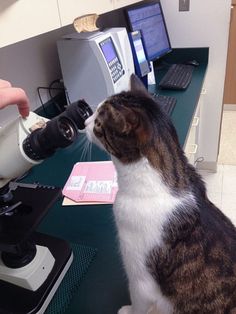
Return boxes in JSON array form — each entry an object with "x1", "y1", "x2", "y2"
[{"x1": 62, "y1": 161, "x2": 118, "y2": 205}]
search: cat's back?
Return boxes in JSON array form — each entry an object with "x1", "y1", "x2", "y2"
[{"x1": 147, "y1": 198, "x2": 236, "y2": 313}]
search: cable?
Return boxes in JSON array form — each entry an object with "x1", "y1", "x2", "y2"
[
  {"x1": 48, "y1": 79, "x2": 63, "y2": 99},
  {"x1": 37, "y1": 87, "x2": 48, "y2": 115},
  {"x1": 48, "y1": 79, "x2": 67, "y2": 113},
  {"x1": 194, "y1": 156, "x2": 204, "y2": 166},
  {"x1": 37, "y1": 79, "x2": 66, "y2": 116}
]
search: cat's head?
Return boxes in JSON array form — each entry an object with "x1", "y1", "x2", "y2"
[{"x1": 85, "y1": 74, "x2": 179, "y2": 164}]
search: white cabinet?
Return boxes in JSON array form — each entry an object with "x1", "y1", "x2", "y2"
[
  {"x1": 184, "y1": 87, "x2": 207, "y2": 166},
  {"x1": 0, "y1": 0, "x2": 141, "y2": 48},
  {"x1": 184, "y1": 89, "x2": 204, "y2": 166},
  {"x1": 57, "y1": 0, "x2": 114, "y2": 27},
  {"x1": 114, "y1": 0, "x2": 141, "y2": 10},
  {"x1": 184, "y1": 113, "x2": 200, "y2": 166},
  {"x1": 0, "y1": 0, "x2": 61, "y2": 48}
]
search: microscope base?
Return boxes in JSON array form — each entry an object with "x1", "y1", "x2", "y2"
[
  {"x1": 0, "y1": 245, "x2": 55, "y2": 291},
  {"x1": 0, "y1": 232, "x2": 73, "y2": 314}
]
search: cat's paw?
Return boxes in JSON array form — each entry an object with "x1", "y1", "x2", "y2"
[{"x1": 118, "y1": 305, "x2": 133, "y2": 314}]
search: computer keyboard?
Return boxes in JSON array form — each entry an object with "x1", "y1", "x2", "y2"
[
  {"x1": 159, "y1": 63, "x2": 194, "y2": 90},
  {"x1": 152, "y1": 94, "x2": 177, "y2": 115}
]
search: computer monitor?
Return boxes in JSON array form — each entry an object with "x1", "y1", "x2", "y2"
[{"x1": 126, "y1": 1, "x2": 172, "y2": 62}]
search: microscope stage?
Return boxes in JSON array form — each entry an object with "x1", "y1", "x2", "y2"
[{"x1": 0, "y1": 185, "x2": 62, "y2": 252}]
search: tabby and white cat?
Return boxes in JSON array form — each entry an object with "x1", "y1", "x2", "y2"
[{"x1": 85, "y1": 74, "x2": 236, "y2": 314}]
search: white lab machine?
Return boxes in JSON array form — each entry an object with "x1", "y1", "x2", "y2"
[{"x1": 57, "y1": 27, "x2": 135, "y2": 110}]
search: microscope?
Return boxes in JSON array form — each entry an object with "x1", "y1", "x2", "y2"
[{"x1": 0, "y1": 100, "x2": 93, "y2": 313}]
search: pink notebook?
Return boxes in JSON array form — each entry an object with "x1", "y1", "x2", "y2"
[{"x1": 62, "y1": 161, "x2": 118, "y2": 203}]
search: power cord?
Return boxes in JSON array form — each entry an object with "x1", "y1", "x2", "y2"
[{"x1": 37, "y1": 79, "x2": 66, "y2": 116}]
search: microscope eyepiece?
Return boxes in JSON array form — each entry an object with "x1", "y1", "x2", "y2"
[
  {"x1": 23, "y1": 100, "x2": 93, "y2": 161},
  {"x1": 64, "y1": 99, "x2": 93, "y2": 130}
]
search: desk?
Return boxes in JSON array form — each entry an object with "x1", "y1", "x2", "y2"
[
  {"x1": 26, "y1": 48, "x2": 208, "y2": 314},
  {"x1": 149, "y1": 47, "x2": 209, "y2": 147}
]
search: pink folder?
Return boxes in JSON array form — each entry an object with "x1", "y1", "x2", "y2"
[{"x1": 62, "y1": 161, "x2": 118, "y2": 204}]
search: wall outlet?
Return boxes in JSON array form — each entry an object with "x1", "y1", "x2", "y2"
[{"x1": 179, "y1": 0, "x2": 190, "y2": 11}]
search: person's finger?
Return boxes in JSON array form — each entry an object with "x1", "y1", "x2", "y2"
[
  {"x1": 0, "y1": 87, "x2": 30, "y2": 117},
  {"x1": 0, "y1": 79, "x2": 12, "y2": 89}
]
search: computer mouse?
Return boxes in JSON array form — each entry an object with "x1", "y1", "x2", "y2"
[{"x1": 185, "y1": 60, "x2": 199, "y2": 67}]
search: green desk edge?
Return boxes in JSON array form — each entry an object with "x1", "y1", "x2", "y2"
[{"x1": 24, "y1": 48, "x2": 209, "y2": 314}]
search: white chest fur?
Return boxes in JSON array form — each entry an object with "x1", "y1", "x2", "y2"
[
  {"x1": 113, "y1": 157, "x2": 194, "y2": 314},
  {"x1": 113, "y1": 157, "x2": 189, "y2": 255}
]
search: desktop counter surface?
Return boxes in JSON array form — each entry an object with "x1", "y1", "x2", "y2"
[
  {"x1": 149, "y1": 47, "x2": 209, "y2": 148},
  {"x1": 25, "y1": 48, "x2": 208, "y2": 314}
]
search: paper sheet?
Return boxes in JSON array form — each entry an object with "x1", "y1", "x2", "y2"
[{"x1": 62, "y1": 161, "x2": 118, "y2": 205}]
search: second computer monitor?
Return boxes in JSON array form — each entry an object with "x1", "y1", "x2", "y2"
[{"x1": 126, "y1": 1, "x2": 171, "y2": 62}]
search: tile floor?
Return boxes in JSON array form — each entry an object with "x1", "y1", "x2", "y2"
[
  {"x1": 198, "y1": 165, "x2": 236, "y2": 224},
  {"x1": 218, "y1": 110, "x2": 236, "y2": 165},
  {"x1": 197, "y1": 110, "x2": 236, "y2": 224}
]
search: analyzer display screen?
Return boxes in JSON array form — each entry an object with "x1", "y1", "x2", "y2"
[{"x1": 99, "y1": 37, "x2": 118, "y2": 63}]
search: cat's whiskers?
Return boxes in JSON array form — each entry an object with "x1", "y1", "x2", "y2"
[{"x1": 80, "y1": 135, "x2": 92, "y2": 161}]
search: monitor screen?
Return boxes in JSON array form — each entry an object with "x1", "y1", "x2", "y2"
[{"x1": 126, "y1": 2, "x2": 171, "y2": 61}]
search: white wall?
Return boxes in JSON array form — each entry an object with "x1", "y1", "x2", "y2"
[
  {"x1": 0, "y1": 24, "x2": 73, "y2": 126},
  {"x1": 161, "y1": 0, "x2": 231, "y2": 170}
]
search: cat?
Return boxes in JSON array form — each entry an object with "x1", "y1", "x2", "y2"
[{"x1": 85, "y1": 74, "x2": 236, "y2": 314}]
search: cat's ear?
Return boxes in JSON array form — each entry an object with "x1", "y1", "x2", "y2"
[
  {"x1": 130, "y1": 74, "x2": 151, "y2": 98},
  {"x1": 115, "y1": 105, "x2": 140, "y2": 134},
  {"x1": 117, "y1": 106, "x2": 150, "y2": 143}
]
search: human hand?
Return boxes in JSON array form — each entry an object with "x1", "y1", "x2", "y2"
[{"x1": 0, "y1": 79, "x2": 30, "y2": 118}]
